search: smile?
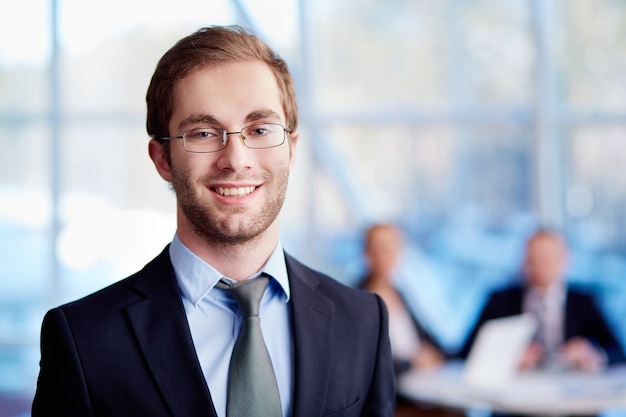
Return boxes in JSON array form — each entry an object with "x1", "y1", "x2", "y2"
[{"x1": 214, "y1": 186, "x2": 257, "y2": 196}]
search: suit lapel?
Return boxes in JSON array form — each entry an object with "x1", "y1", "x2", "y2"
[
  {"x1": 126, "y1": 248, "x2": 217, "y2": 417},
  {"x1": 286, "y1": 255, "x2": 335, "y2": 417},
  {"x1": 563, "y1": 289, "x2": 576, "y2": 340}
]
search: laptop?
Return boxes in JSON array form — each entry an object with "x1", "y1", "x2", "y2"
[{"x1": 462, "y1": 314, "x2": 538, "y2": 388}]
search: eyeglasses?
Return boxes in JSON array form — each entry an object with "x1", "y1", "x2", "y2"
[{"x1": 153, "y1": 123, "x2": 291, "y2": 153}]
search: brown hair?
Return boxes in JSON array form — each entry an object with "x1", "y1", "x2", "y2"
[{"x1": 146, "y1": 25, "x2": 298, "y2": 141}]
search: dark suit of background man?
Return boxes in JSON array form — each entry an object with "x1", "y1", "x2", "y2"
[
  {"x1": 32, "y1": 25, "x2": 395, "y2": 417},
  {"x1": 460, "y1": 229, "x2": 625, "y2": 371}
]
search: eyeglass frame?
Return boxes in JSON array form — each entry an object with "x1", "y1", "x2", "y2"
[{"x1": 151, "y1": 123, "x2": 292, "y2": 153}]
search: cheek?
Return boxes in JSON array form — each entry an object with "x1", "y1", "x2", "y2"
[
  {"x1": 258, "y1": 149, "x2": 292, "y2": 173},
  {"x1": 288, "y1": 142, "x2": 297, "y2": 166},
  {"x1": 281, "y1": 148, "x2": 296, "y2": 169},
  {"x1": 172, "y1": 151, "x2": 217, "y2": 175}
]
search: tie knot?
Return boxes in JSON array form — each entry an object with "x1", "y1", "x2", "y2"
[{"x1": 222, "y1": 276, "x2": 269, "y2": 318}]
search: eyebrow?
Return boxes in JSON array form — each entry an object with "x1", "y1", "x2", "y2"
[
  {"x1": 177, "y1": 114, "x2": 220, "y2": 131},
  {"x1": 177, "y1": 109, "x2": 283, "y2": 131},
  {"x1": 244, "y1": 109, "x2": 283, "y2": 124}
]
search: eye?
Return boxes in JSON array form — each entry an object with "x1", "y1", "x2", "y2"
[
  {"x1": 246, "y1": 124, "x2": 275, "y2": 137},
  {"x1": 185, "y1": 128, "x2": 220, "y2": 140}
]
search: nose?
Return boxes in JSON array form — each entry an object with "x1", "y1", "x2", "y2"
[{"x1": 215, "y1": 132, "x2": 253, "y2": 171}]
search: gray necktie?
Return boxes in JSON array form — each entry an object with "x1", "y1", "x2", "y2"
[
  {"x1": 533, "y1": 295, "x2": 560, "y2": 368},
  {"x1": 217, "y1": 276, "x2": 282, "y2": 417}
]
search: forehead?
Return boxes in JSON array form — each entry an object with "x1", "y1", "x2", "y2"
[
  {"x1": 368, "y1": 226, "x2": 400, "y2": 244},
  {"x1": 169, "y1": 61, "x2": 285, "y2": 128},
  {"x1": 527, "y1": 234, "x2": 564, "y2": 254}
]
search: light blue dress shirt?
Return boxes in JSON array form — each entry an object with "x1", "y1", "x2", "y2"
[{"x1": 169, "y1": 234, "x2": 293, "y2": 417}]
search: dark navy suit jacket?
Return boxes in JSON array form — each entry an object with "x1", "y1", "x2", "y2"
[
  {"x1": 32, "y1": 247, "x2": 396, "y2": 417},
  {"x1": 459, "y1": 284, "x2": 626, "y2": 365}
]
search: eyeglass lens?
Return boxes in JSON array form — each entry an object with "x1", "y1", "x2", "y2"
[{"x1": 183, "y1": 123, "x2": 286, "y2": 153}]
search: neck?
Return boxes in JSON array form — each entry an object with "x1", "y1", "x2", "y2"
[
  {"x1": 177, "y1": 221, "x2": 280, "y2": 282},
  {"x1": 364, "y1": 272, "x2": 393, "y2": 288},
  {"x1": 531, "y1": 280, "x2": 561, "y2": 296}
]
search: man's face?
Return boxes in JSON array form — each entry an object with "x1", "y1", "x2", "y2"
[
  {"x1": 150, "y1": 61, "x2": 298, "y2": 246},
  {"x1": 523, "y1": 234, "x2": 567, "y2": 290},
  {"x1": 366, "y1": 227, "x2": 402, "y2": 277}
]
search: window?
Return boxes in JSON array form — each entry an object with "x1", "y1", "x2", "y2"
[{"x1": 1, "y1": 0, "x2": 625, "y2": 407}]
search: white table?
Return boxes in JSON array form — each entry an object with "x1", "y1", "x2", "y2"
[{"x1": 397, "y1": 362, "x2": 626, "y2": 416}]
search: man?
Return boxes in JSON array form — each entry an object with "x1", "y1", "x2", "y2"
[
  {"x1": 460, "y1": 229, "x2": 625, "y2": 371},
  {"x1": 32, "y1": 26, "x2": 395, "y2": 417}
]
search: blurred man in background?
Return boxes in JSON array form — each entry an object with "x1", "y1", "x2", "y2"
[{"x1": 461, "y1": 228, "x2": 625, "y2": 371}]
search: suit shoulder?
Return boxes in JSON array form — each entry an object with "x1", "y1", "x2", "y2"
[
  {"x1": 59, "y1": 272, "x2": 141, "y2": 312},
  {"x1": 484, "y1": 285, "x2": 524, "y2": 304},
  {"x1": 285, "y1": 254, "x2": 381, "y2": 305},
  {"x1": 565, "y1": 286, "x2": 598, "y2": 306},
  {"x1": 286, "y1": 254, "x2": 371, "y2": 288},
  {"x1": 492, "y1": 285, "x2": 523, "y2": 296},
  {"x1": 318, "y1": 272, "x2": 378, "y2": 304},
  {"x1": 57, "y1": 248, "x2": 172, "y2": 316},
  {"x1": 566, "y1": 285, "x2": 595, "y2": 298}
]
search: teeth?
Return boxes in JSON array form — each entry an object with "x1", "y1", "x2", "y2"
[{"x1": 216, "y1": 186, "x2": 256, "y2": 196}]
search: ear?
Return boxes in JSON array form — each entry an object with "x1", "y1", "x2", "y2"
[
  {"x1": 288, "y1": 130, "x2": 299, "y2": 168},
  {"x1": 149, "y1": 139, "x2": 173, "y2": 182}
]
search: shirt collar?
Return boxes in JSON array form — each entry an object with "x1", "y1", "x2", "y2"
[
  {"x1": 526, "y1": 281, "x2": 566, "y2": 305},
  {"x1": 169, "y1": 233, "x2": 291, "y2": 307}
]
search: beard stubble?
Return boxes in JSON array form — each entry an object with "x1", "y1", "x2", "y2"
[{"x1": 171, "y1": 165, "x2": 290, "y2": 247}]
